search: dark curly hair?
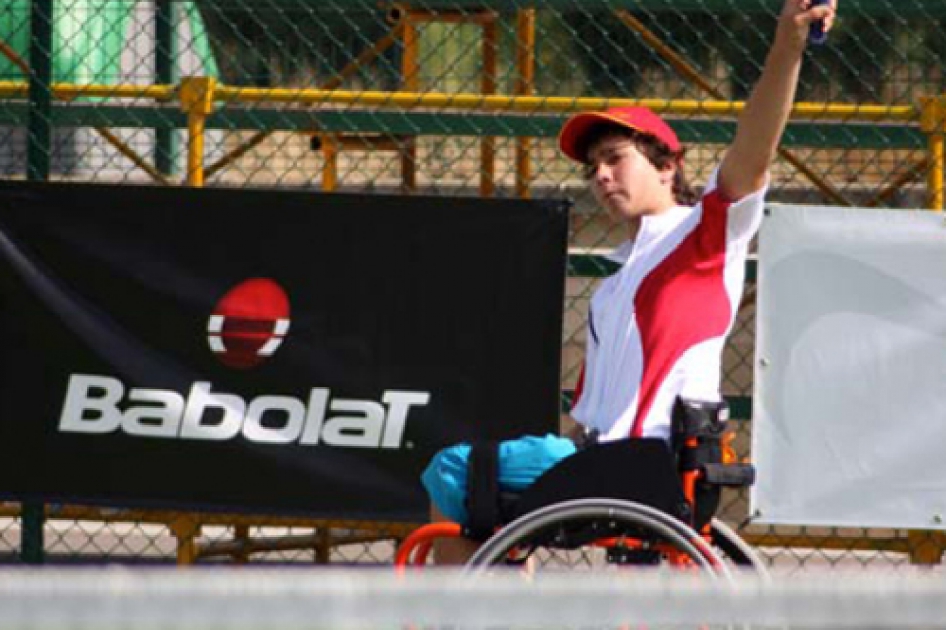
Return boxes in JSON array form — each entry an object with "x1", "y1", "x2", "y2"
[{"x1": 577, "y1": 124, "x2": 698, "y2": 206}]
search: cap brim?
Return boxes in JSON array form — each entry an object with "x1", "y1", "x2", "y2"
[{"x1": 558, "y1": 112, "x2": 647, "y2": 163}]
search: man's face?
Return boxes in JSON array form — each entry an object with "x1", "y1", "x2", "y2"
[{"x1": 584, "y1": 134, "x2": 675, "y2": 223}]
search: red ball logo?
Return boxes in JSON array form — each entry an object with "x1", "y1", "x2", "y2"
[{"x1": 207, "y1": 278, "x2": 291, "y2": 369}]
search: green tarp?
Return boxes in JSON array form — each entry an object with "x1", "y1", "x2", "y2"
[{"x1": 0, "y1": 1, "x2": 216, "y2": 83}]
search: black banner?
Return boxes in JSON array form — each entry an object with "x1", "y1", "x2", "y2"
[{"x1": 0, "y1": 181, "x2": 568, "y2": 522}]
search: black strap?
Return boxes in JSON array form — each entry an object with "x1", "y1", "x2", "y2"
[
  {"x1": 463, "y1": 441, "x2": 500, "y2": 541},
  {"x1": 703, "y1": 463, "x2": 756, "y2": 487}
]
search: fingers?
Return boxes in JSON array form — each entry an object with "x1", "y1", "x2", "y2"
[
  {"x1": 812, "y1": 5, "x2": 836, "y2": 33},
  {"x1": 822, "y1": 0, "x2": 838, "y2": 32},
  {"x1": 777, "y1": 0, "x2": 837, "y2": 47},
  {"x1": 799, "y1": 0, "x2": 837, "y2": 31}
]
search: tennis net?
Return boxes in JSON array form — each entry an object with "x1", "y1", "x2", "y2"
[{"x1": 1, "y1": 567, "x2": 944, "y2": 629}]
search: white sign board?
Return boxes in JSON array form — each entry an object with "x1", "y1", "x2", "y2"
[{"x1": 752, "y1": 204, "x2": 946, "y2": 530}]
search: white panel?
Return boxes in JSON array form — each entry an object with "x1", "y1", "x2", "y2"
[{"x1": 752, "y1": 204, "x2": 946, "y2": 530}]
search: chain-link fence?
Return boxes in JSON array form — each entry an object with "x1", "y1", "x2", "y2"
[{"x1": 1, "y1": 0, "x2": 944, "y2": 568}]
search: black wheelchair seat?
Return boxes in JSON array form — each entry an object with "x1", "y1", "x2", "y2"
[
  {"x1": 463, "y1": 437, "x2": 691, "y2": 542},
  {"x1": 510, "y1": 438, "x2": 689, "y2": 522}
]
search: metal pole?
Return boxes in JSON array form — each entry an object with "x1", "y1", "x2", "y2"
[
  {"x1": 26, "y1": 0, "x2": 53, "y2": 181},
  {"x1": 399, "y1": 18, "x2": 418, "y2": 192},
  {"x1": 321, "y1": 134, "x2": 338, "y2": 191},
  {"x1": 155, "y1": 0, "x2": 177, "y2": 175},
  {"x1": 23, "y1": 0, "x2": 54, "y2": 564},
  {"x1": 179, "y1": 76, "x2": 215, "y2": 186},
  {"x1": 929, "y1": 133, "x2": 944, "y2": 211},
  {"x1": 921, "y1": 96, "x2": 945, "y2": 211},
  {"x1": 480, "y1": 17, "x2": 497, "y2": 197},
  {"x1": 514, "y1": 9, "x2": 535, "y2": 198}
]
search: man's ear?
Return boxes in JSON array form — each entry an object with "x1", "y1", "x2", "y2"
[{"x1": 659, "y1": 161, "x2": 677, "y2": 186}]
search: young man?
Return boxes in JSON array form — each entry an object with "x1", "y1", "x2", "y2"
[{"x1": 422, "y1": 0, "x2": 837, "y2": 564}]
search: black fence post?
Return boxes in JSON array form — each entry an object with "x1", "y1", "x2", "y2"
[
  {"x1": 22, "y1": 0, "x2": 54, "y2": 564},
  {"x1": 155, "y1": 0, "x2": 177, "y2": 175}
]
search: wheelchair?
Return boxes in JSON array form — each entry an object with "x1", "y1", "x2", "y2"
[{"x1": 395, "y1": 399, "x2": 766, "y2": 580}]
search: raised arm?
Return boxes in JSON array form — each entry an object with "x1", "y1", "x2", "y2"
[{"x1": 718, "y1": 0, "x2": 837, "y2": 201}]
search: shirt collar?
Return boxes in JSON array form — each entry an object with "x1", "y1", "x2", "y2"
[{"x1": 605, "y1": 205, "x2": 690, "y2": 265}]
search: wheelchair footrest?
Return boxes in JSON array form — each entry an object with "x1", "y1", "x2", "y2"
[{"x1": 703, "y1": 463, "x2": 755, "y2": 487}]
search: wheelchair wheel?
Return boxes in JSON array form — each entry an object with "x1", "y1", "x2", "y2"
[
  {"x1": 464, "y1": 498, "x2": 733, "y2": 580},
  {"x1": 710, "y1": 518, "x2": 770, "y2": 578}
]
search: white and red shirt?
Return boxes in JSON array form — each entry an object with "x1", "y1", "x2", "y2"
[{"x1": 570, "y1": 169, "x2": 766, "y2": 442}]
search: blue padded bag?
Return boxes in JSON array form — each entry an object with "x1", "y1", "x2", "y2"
[{"x1": 420, "y1": 434, "x2": 577, "y2": 525}]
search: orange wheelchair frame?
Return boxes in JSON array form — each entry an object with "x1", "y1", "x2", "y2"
[{"x1": 395, "y1": 400, "x2": 763, "y2": 577}]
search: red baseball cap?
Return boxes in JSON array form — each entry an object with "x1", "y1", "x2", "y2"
[{"x1": 558, "y1": 106, "x2": 681, "y2": 163}]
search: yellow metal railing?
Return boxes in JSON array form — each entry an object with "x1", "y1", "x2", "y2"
[
  {"x1": 0, "y1": 79, "x2": 933, "y2": 205},
  {"x1": 1, "y1": 80, "x2": 916, "y2": 120}
]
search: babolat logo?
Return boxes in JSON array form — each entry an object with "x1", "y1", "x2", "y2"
[
  {"x1": 58, "y1": 374, "x2": 430, "y2": 449},
  {"x1": 207, "y1": 278, "x2": 290, "y2": 369}
]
